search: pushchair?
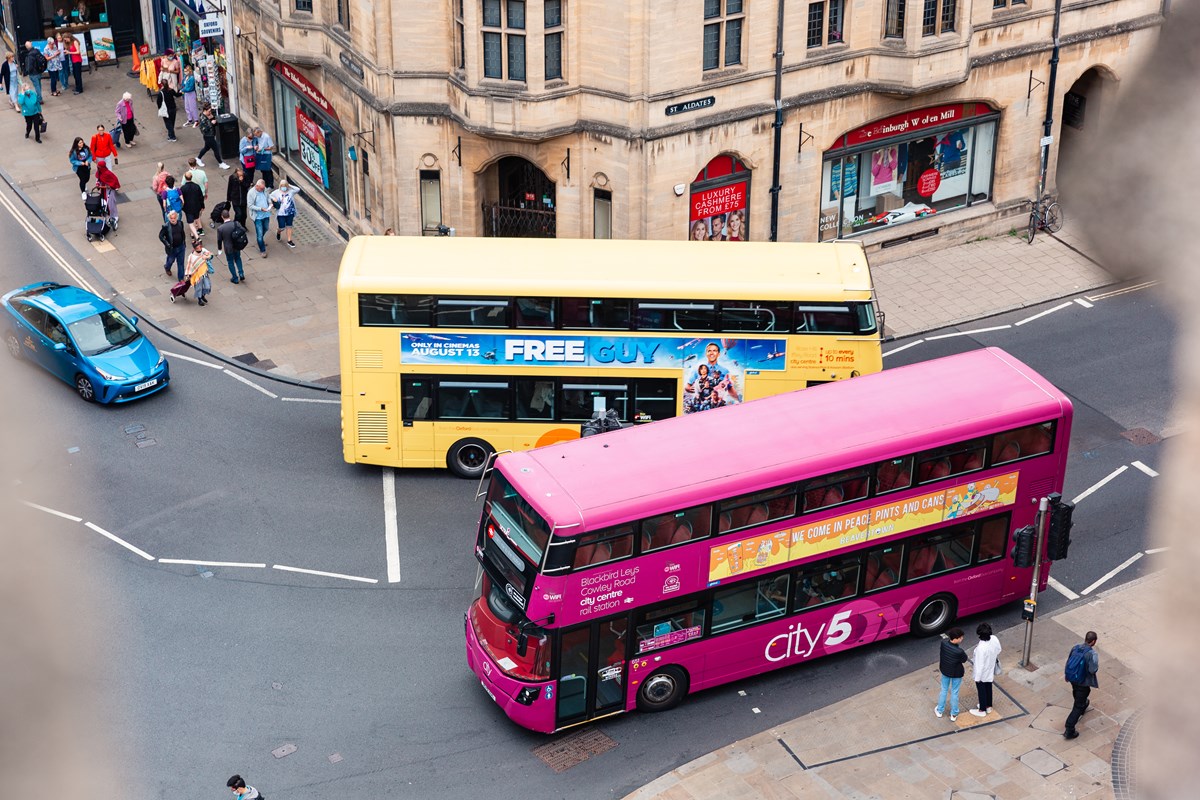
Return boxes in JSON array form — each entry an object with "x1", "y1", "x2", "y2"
[{"x1": 85, "y1": 187, "x2": 117, "y2": 242}]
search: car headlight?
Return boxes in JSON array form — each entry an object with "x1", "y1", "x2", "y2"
[
  {"x1": 94, "y1": 367, "x2": 119, "y2": 381},
  {"x1": 156, "y1": 353, "x2": 166, "y2": 368}
]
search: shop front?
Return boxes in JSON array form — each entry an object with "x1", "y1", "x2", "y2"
[
  {"x1": 3, "y1": 0, "x2": 142, "y2": 66},
  {"x1": 271, "y1": 60, "x2": 347, "y2": 212},
  {"x1": 688, "y1": 154, "x2": 751, "y2": 242},
  {"x1": 150, "y1": 0, "x2": 229, "y2": 112},
  {"x1": 819, "y1": 103, "x2": 999, "y2": 241}
]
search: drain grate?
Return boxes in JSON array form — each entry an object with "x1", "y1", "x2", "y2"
[
  {"x1": 531, "y1": 727, "x2": 617, "y2": 772},
  {"x1": 1121, "y1": 428, "x2": 1161, "y2": 446}
]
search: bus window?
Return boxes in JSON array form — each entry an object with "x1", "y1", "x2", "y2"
[
  {"x1": 907, "y1": 527, "x2": 975, "y2": 580},
  {"x1": 572, "y1": 524, "x2": 636, "y2": 569},
  {"x1": 642, "y1": 506, "x2": 712, "y2": 551},
  {"x1": 514, "y1": 297, "x2": 556, "y2": 328},
  {"x1": 795, "y1": 304, "x2": 857, "y2": 334},
  {"x1": 977, "y1": 516, "x2": 1008, "y2": 562},
  {"x1": 359, "y1": 293, "x2": 434, "y2": 327},
  {"x1": 875, "y1": 457, "x2": 913, "y2": 494},
  {"x1": 561, "y1": 382, "x2": 629, "y2": 421},
  {"x1": 794, "y1": 557, "x2": 860, "y2": 611},
  {"x1": 991, "y1": 422, "x2": 1054, "y2": 464},
  {"x1": 718, "y1": 486, "x2": 795, "y2": 533},
  {"x1": 516, "y1": 380, "x2": 555, "y2": 420},
  {"x1": 855, "y1": 302, "x2": 879, "y2": 335},
  {"x1": 560, "y1": 298, "x2": 630, "y2": 330},
  {"x1": 402, "y1": 378, "x2": 433, "y2": 420},
  {"x1": 634, "y1": 598, "x2": 706, "y2": 653},
  {"x1": 635, "y1": 301, "x2": 717, "y2": 332},
  {"x1": 437, "y1": 381, "x2": 511, "y2": 419},
  {"x1": 802, "y1": 469, "x2": 869, "y2": 512},
  {"x1": 916, "y1": 438, "x2": 988, "y2": 482},
  {"x1": 864, "y1": 546, "x2": 902, "y2": 591},
  {"x1": 632, "y1": 379, "x2": 676, "y2": 423},
  {"x1": 436, "y1": 297, "x2": 510, "y2": 327},
  {"x1": 719, "y1": 301, "x2": 793, "y2": 333},
  {"x1": 711, "y1": 575, "x2": 790, "y2": 634}
]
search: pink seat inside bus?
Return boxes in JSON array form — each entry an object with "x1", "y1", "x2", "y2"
[
  {"x1": 865, "y1": 549, "x2": 902, "y2": 590},
  {"x1": 918, "y1": 458, "x2": 952, "y2": 483},
  {"x1": 876, "y1": 462, "x2": 911, "y2": 493}
]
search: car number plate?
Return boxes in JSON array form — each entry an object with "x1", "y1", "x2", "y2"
[
  {"x1": 134, "y1": 379, "x2": 158, "y2": 392},
  {"x1": 480, "y1": 680, "x2": 497, "y2": 703}
]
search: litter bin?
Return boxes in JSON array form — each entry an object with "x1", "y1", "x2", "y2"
[{"x1": 217, "y1": 114, "x2": 241, "y2": 163}]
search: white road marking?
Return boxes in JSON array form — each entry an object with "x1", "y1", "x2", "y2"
[
  {"x1": 383, "y1": 467, "x2": 401, "y2": 583},
  {"x1": 1071, "y1": 466, "x2": 1128, "y2": 505},
  {"x1": 1081, "y1": 552, "x2": 1143, "y2": 595},
  {"x1": 21, "y1": 500, "x2": 82, "y2": 522},
  {"x1": 752, "y1": 707, "x2": 761, "y2": 714},
  {"x1": 882, "y1": 339, "x2": 924, "y2": 358},
  {"x1": 1014, "y1": 301, "x2": 1073, "y2": 327},
  {"x1": 280, "y1": 397, "x2": 340, "y2": 404},
  {"x1": 1047, "y1": 577, "x2": 1079, "y2": 601},
  {"x1": 160, "y1": 350, "x2": 223, "y2": 369},
  {"x1": 84, "y1": 521, "x2": 155, "y2": 561},
  {"x1": 1131, "y1": 461, "x2": 1159, "y2": 478},
  {"x1": 157, "y1": 558, "x2": 266, "y2": 568},
  {"x1": 273, "y1": 564, "x2": 379, "y2": 584},
  {"x1": 924, "y1": 325, "x2": 1012, "y2": 341},
  {"x1": 1145, "y1": 547, "x2": 1170, "y2": 555},
  {"x1": 222, "y1": 368, "x2": 279, "y2": 398},
  {"x1": 0, "y1": 187, "x2": 98, "y2": 294},
  {"x1": 1086, "y1": 281, "x2": 1158, "y2": 302},
  {"x1": 1074, "y1": 298, "x2": 1094, "y2": 309}
]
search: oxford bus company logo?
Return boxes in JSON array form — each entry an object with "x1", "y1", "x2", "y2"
[{"x1": 505, "y1": 583, "x2": 527, "y2": 610}]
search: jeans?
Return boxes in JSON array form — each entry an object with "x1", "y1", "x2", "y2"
[
  {"x1": 936, "y1": 675, "x2": 963, "y2": 716},
  {"x1": 1064, "y1": 683, "x2": 1091, "y2": 733},
  {"x1": 163, "y1": 112, "x2": 177, "y2": 140},
  {"x1": 166, "y1": 244, "x2": 186, "y2": 281},
  {"x1": 75, "y1": 164, "x2": 90, "y2": 193},
  {"x1": 198, "y1": 135, "x2": 223, "y2": 163},
  {"x1": 226, "y1": 250, "x2": 244, "y2": 280},
  {"x1": 975, "y1": 680, "x2": 994, "y2": 712},
  {"x1": 60, "y1": 64, "x2": 69, "y2": 89},
  {"x1": 29, "y1": 71, "x2": 42, "y2": 101},
  {"x1": 260, "y1": 167, "x2": 274, "y2": 189},
  {"x1": 48, "y1": 69, "x2": 58, "y2": 93},
  {"x1": 253, "y1": 217, "x2": 269, "y2": 252}
]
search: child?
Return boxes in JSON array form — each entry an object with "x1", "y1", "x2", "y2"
[{"x1": 181, "y1": 65, "x2": 199, "y2": 127}]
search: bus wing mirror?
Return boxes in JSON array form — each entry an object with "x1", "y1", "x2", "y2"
[{"x1": 516, "y1": 630, "x2": 529, "y2": 657}]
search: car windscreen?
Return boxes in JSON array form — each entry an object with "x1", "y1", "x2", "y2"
[{"x1": 67, "y1": 310, "x2": 141, "y2": 356}]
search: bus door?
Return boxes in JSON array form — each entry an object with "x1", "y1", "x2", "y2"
[
  {"x1": 554, "y1": 617, "x2": 629, "y2": 727},
  {"x1": 398, "y1": 377, "x2": 436, "y2": 466}
]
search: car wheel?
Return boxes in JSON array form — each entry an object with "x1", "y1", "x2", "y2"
[
  {"x1": 5, "y1": 331, "x2": 19, "y2": 360},
  {"x1": 75, "y1": 374, "x2": 97, "y2": 402},
  {"x1": 446, "y1": 437, "x2": 494, "y2": 479},
  {"x1": 910, "y1": 593, "x2": 957, "y2": 637},
  {"x1": 636, "y1": 666, "x2": 689, "y2": 713}
]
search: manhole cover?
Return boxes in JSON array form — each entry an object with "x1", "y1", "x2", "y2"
[
  {"x1": 531, "y1": 727, "x2": 617, "y2": 772},
  {"x1": 1121, "y1": 428, "x2": 1161, "y2": 446}
]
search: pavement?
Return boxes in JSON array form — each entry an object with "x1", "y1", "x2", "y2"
[{"x1": 0, "y1": 62, "x2": 1149, "y2": 800}]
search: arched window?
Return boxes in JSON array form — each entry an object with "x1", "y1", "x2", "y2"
[{"x1": 688, "y1": 155, "x2": 751, "y2": 242}]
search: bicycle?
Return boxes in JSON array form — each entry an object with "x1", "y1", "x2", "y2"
[{"x1": 1027, "y1": 195, "x2": 1063, "y2": 244}]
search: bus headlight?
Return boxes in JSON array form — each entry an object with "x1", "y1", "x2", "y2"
[{"x1": 516, "y1": 686, "x2": 539, "y2": 705}]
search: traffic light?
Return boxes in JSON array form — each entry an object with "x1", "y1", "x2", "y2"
[
  {"x1": 1046, "y1": 493, "x2": 1075, "y2": 561},
  {"x1": 1011, "y1": 525, "x2": 1036, "y2": 568}
]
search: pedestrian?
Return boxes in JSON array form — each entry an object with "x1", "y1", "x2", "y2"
[
  {"x1": 151, "y1": 161, "x2": 171, "y2": 218},
  {"x1": 18, "y1": 80, "x2": 43, "y2": 143},
  {"x1": 969, "y1": 622, "x2": 1002, "y2": 717},
  {"x1": 238, "y1": 129, "x2": 258, "y2": 186},
  {"x1": 253, "y1": 126, "x2": 276, "y2": 188},
  {"x1": 55, "y1": 34, "x2": 70, "y2": 93},
  {"x1": 934, "y1": 627, "x2": 968, "y2": 722},
  {"x1": 64, "y1": 34, "x2": 82, "y2": 94},
  {"x1": 383, "y1": 227, "x2": 395, "y2": 235},
  {"x1": 269, "y1": 178, "x2": 300, "y2": 249},
  {"x1": 196, "y1": 104, "x2": 228, "y2": 168},
  {"x1": 159, "y1": 49, "x2": 181, "y2": 91},
  {"x1": 159, "y1": 210, "x2": 188, "y2": 281},
  {"x1": 247, "y1": 178, "x2": 272, "y2": 258},
  {"x1": 162, "y1": 175, "x2": 184, "y2": 218},
  {"x1": 226, "y1": 774, "x2": 263, "y2": 799},
  {"x1": 95, "y1": 161, "x2": 120, "y2": 224},
  {"x1": 42, "y1": 36, "x2": 63, "y2": 96},
  {"x1": 90, "y1": 124, "x2": 118, "y2": 171},
  {"x1": 68, "y1": 138, "x2": 93, "y2": 198},
  {"x1": 1063, "y1": 631, "x2": 1100, "y2": 740},
  {"x1": 116, "y1": 91, "x2": 138, "y2": 147},
  {"x1": 216, "y1": 207, "x2": 246, "y2": 284},
  {"x1": 21, "y1": 41, "x2": 45, "y2": 103},
  {"x1": 186, "y1": 157, "x2": 208, "y2": 199},
  {"x1": 181, "y1": 170, "x2": 205, "y2": 239},
  {"x1": 2, "y1": 53, "x2": 19, "y2": 110},
  {"x1": 226, "y1": 165, "x2": 249, "y2": 226},
  {"x1": 184, "y1": 237, "x2": 214, "y2": 306},
  {"x1": 181, "y1": 65, "x2": 199, "y2": 127},
  {"x1": 156, "y1": 79, "x2": 181, "y2": 141}
]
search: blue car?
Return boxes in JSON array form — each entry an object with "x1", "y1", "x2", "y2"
[{"x1": 2, "y1": 282, "x2": 170, "y2": 403}]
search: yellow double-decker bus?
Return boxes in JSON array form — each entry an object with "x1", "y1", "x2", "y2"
[{"x1": 337, "y1": 237, "x2": 883, "y2": 477}]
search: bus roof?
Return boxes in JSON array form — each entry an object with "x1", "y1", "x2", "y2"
[
  {"x1": 337, "y1": 236, "x2": 875, "y2": 300},
  {"x1": 497, "y1": 348, "x2": 1071, "y2": 532}
]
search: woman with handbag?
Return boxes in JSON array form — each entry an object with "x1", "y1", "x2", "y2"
[
  {"x1": 116, "y1": 91, "x2": 137, "y2": 147},
  {"x1": 184, "y1": 237, "x2": 215, "y2": 307},
  {"x1": 970, "y1": 622, "x2": 1002, "y2": 717},
  {"x1": 156, "y1": 78, "x2": 182, "y2": 142},
  {"x1": 238, "y1": 132, "x2": 258, "y2": 186}
]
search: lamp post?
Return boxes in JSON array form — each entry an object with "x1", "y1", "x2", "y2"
[{"x1": 769, "y1": 0, "x2": 786, "y2": 242}]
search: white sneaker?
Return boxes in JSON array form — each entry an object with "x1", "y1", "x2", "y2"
[
  {"x1": 195, "y1": 157, "x2": 205, "y2": 167},
  {"x1": 934, "y1": 706, "x2": 943, "y2": 718},
  {"x1": 81, "y1": 192, "x2": 87, "y2": 200},
  {"x1": 218, "y1": 162, "x2": 230, "y2": 170},
  {"x1": 950, "y1": 714, "x2": 958, "y2": 721},
  {"x1": 970, "y1": 709, "x2": 987, "y2": 717}
]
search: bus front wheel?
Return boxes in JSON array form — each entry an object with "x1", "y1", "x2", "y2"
[
  {"x1": 637, "y1": 666, "x2": 689, "y2": 712},
  {"x1": 447, "y1": 438, "x2": 494, "y2": 479},
  {"x1": 910, "y1": 594, "x2": 957, "y2": 637}
]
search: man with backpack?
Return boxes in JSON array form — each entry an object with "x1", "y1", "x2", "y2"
[
  {"x1": 22, "y1": 41, "x2": 46, "y2": 103},
  {"x1": 216, "y1": 207, "x2": 249, "y2": 284},
  {"x1": 1063, "y1": 630, "x2": 1100, "y2": 740}
]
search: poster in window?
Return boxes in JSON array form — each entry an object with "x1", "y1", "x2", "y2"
[
  {"x1": 869, "y1": 146, "x2": 898, "y2": 196},
  {"x1": 296, "y1": 107, "x2": 330, "y2": 189},
  {"x1": 827, "y1": 159, "x2": 858, "y2": 203},
  {"x1": 933, "y1": 127, "x2": 971, "y2": 202},
  {"x1": 688, "y1": 180, "x2": 748, "y2": 241}
]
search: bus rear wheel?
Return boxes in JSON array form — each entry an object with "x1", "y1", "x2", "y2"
[
  {"x1": 910, "y1": 594, "x2": 957, "y2": 637},
  {"x1": 636, "y1": 666, "x2": 689, "y2": 713},
  {"x1": 447, "y1": 438, "x2": 494, "y2": 479}
]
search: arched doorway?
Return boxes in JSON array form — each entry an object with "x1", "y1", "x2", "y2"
[
  {"x1": 480, "y1": 156, "x2": 557, "y2": 237},
  {"x1": 1057, "y1": 67, "x2": 1119, "y2": 204}
]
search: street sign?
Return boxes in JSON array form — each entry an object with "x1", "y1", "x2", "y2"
[{"x1": 199, "y1": 17, "x2": 224, "y2": 38}]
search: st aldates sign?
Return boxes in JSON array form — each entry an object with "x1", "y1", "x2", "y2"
[{"x1": 272, "y1": 61, "x2": 340, "y2": 122}]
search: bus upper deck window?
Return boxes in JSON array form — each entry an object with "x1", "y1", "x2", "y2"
[{"x1": 561, "y1": 298, "x2": 630, "y2": 329}]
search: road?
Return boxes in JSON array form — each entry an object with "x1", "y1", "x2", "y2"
[{"x1": 0, "y1": 177, "x2": 1174, "y2": 799}]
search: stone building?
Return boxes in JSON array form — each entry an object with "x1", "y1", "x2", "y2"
[{"x1": 229, "y1": 0, "x2": 1161, "y2": 253}]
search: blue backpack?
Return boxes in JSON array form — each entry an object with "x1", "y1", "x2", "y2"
[
  {"x1": 165, "y1": 187, "x2": 183, "y2": 213},
  {"x1": 1064, "y1": 644, "x2": 1089, "y2": 684}
]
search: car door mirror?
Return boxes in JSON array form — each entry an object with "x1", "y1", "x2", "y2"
[
  {"x1": 129, "y1": 316, "x2": 139, "y2": 326},
  {"x1": 52, "y1": 342, "x2": 67, "y2": 352}
]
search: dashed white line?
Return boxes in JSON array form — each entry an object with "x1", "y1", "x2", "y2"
[
  {"x1": 84, "y1": 521, "x2": 155, "y2": 561},
  {"x1": 21, "y1": 500, "x2": 83, "y2": 522},
  {"x1": 157, "y1": 558, "x2": 266, "y2": 568},
  {"x1": 1074, "y1": 298, "x2": 1094, "y2": 309},
  {"x1": 273, "y1": 565, "x2": 379, "y2": 584},
  {"x1": 1145, "y1": 547, "x2": 1170, "y2": 555},
  {"x1": 1081, "y1": 552, "x2": 1143, "y2": 596},
  {"x1": 924, "y1": 325, "x2": 1012, "y2": 341},
  {"x1": 221, "y1": 368, "x2": 280, "y2": 399},
  {"x1": 1047, "y1": 576, "x2": 1079, "y2": 601},
  {"x1": 160, "y1": 350, "x2": 223, "y2": 369},
  {"x1": 383, "y1": 468, "x2": 401, "y2": 583},
  {"x1": 1131, "y1": 461, "x2": 1159, "y2": 478},
  {"x1": 1014, "y1": 301, "x2": 1073, "y2": 327},
  {"x1": 882, "y1": 339, "x2": 924, "y2": 358},
  {"x1": 280, "y1": 397, "x2": 340, "y2": 404},
  {"x1": 1072, "y1": 466, "x2": 1128, "y2": 505}
]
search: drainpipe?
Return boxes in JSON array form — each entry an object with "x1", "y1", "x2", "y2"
[
  {"x1": 769, "y1": 0, "x2": 786, "y2": 242},
  {"x1": 1036, "y1": 0, "x2": 1064, "y2": 199}
]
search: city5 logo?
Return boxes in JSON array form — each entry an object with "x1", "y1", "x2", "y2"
[{"x1": 764, "y1": 610, "x2": 853, "y2": 662}]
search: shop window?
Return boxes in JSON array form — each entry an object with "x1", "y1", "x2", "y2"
[
  {"x1": 593, "y1": 189, "x2": 612, "y2": 238},
  {"x1": 702, "y1": 0, "x2": 744, "y2": 71},
  {"x1": 483, "y1": 0, "x2": 526, "y2": 81},
  {"x1": 807, "y1": 0, "x2": 844, "y2": 48},
  {"x1": 420, "y1": 170, "x2": 442, "y2": 235},
  {"x1": 922, "y1": 0, "x2": 955, "y2": 35},
  {"x1": 295, "y1": 0, "x2": 313, "y2": 11},
  {"x1": 545, "y1": 0, "x2": 563, "y2": 80},
  {"x1": 455, "y1": 0, "x2": 466, "y2": 70},
  {"x1": 362, "y1": 151, "x2": 372, "y2": 221},
  {"x1": 884, "y1": 0, "x2": 905, "y2": 38}
]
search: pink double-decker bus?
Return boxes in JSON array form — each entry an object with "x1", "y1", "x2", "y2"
[{"x1": 465, "y1": 347, "x2": 1072, "y2": 733}]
